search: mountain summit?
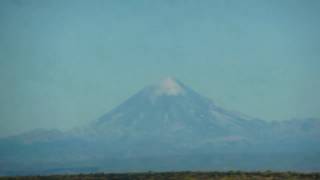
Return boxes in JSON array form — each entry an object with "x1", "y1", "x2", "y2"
[
  {"x1": 153, "y1": 77, "x2": 185, "y2": 96},
  {"x1": 1, "y1": 78, "x2": 320, "y2": 175}
]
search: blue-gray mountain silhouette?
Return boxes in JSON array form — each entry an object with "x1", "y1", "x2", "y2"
[{"x1": 0, "y1": 78, "x2": 319, "y2": 175}]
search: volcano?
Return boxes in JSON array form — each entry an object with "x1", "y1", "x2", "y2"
[
  {"x1": 1, "y1": 78, "x2": 320, "y2": 175},
  {"x1": 88, "y1": 77, "x2": 264, "y2": 156}
]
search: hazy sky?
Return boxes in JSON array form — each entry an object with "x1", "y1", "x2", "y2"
[{"x1": 0, "y1": 0, "x2": 319, "y2": 137}]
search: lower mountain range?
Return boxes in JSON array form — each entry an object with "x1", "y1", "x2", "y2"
[{"x1": 1, "y1": 78, "x2": 319, "y2": 175}]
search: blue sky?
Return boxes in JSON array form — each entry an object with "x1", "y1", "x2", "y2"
[{"x1": 0, "y1": 0, "x2": 319, "y2": 136}]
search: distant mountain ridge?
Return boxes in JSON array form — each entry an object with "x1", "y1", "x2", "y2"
[{"x1": 0, "y1": 78, "x2": 319, "y2": 175}]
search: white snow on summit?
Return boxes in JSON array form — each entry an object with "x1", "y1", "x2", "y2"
[{"x1": 154, "y1": 77, "x2": 184, "y2": 96}]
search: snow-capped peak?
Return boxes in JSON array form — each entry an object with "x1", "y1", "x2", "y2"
[{"x1": 154, "y1": 77, "x2": 184, "y2": 96}]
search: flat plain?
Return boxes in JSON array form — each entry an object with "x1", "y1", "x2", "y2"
[{"x1": 1, "y1": 171, "x2": 320, "y2": 180}]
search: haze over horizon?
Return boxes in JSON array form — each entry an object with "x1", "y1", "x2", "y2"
[{"x1": 0, "y1": 0, "x2": 320, "y2": 137}]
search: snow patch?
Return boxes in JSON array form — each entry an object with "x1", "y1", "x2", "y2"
[{"x1": 154, "y1": 77, "x2": 184, "y2": 96}]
